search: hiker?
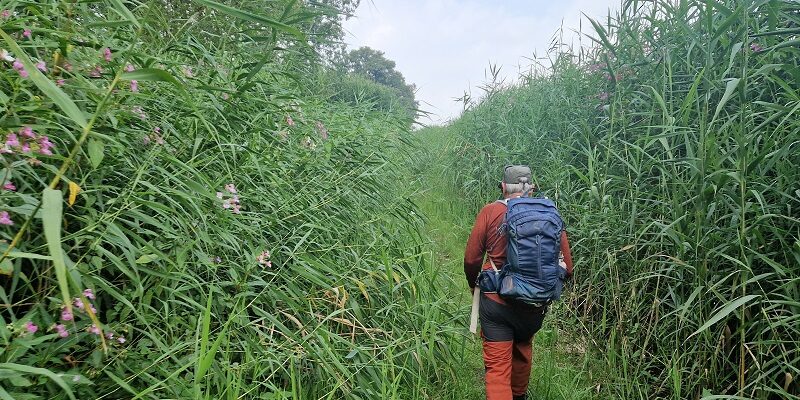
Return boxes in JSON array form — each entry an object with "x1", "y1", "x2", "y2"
[{"x1": 464, "y1": 165, "x2": 574, "y2": 400}]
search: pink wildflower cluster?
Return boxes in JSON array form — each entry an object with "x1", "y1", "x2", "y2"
[
  {"x1": 125, "y1": 63, "x2": 135, "y2": 72},
  {"x1": 750, "y1": 43, "x2": 764, "y2": 53},
  {"x1": 89, "y1": 65, "x2": 103, "y2": 78},
  {"x1": 105, "y1": 330, "x2": 126, "y2": 344},
  {"x1": 286, "y1": 115, "x2": 295, "y2": 127},
  {"x1": 217, "y1": 184, "x2": 241, "y2": 214},
  {"x1": 24, "y1": 321, "x2": 38, "y2": 333},
  {"x1": 54, "y1": 324, "x2": 69, "y2": 337},
  {"x1": 12, "y1": 60, "x2": 27, "y2": 78},
  {"x1": 102, "y1": 47, "x2": 112, "y2": 62},
  {"x1": 256, "y1": 250, "x2": 272, "y2": 268},
  {"x1": 2, "y1": 126, "x2": 54, "y2": 156},
  {"x1": 1, "y1": 10, "x2": 10, "y2": 19},
  {"x1": 54, "y1": 288, "x2": 125, "y2": 343},
  {"x1": 0, "y1": 211, "x2": 12, "y2": 226},
  {"x1": 22, "y1": 29, "x2": 31, "y2": 40},
  {"x1": 315, "y1": 121, "x2": 329, "y2": 140},
  {"x1": 143, "y1": 127, "x2": 164, "y2": 145},
  {"x1": 3, "y1": 181, "x2": 15, "y2": 191}
]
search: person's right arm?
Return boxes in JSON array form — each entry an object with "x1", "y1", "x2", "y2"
[{"x1": 463, "y1": 209, "x2": 487, "y2": 289}]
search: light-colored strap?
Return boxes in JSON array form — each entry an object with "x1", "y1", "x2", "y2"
[{"x1": 488, "y1": 257, "x2": 499, "y2": 272}]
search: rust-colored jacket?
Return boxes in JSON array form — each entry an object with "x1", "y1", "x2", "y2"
[{"x1": 463, "y1": 200, "x2": 574, "y2": 291}]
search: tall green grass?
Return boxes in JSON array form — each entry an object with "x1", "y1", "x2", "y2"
[
  {"x1": 444, "y1": 0, "x2": 800, "y2": 399},
  {"x1": 0, "y1": 1, "x2": 461, "y2": 398}
]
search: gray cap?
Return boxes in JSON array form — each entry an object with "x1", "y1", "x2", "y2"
[{"x1": 502, "y1": 165, "x2": 531, "y2": 185}]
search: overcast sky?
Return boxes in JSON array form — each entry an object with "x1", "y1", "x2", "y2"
[{"x1": 343, "y1": 0, "x2": 620, "y2": 125}]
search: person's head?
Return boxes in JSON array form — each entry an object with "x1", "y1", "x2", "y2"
[{"x1": 499, "y1": 165, "x2": 533, "y2": 196}]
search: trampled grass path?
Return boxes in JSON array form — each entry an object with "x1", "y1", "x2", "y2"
[{"x1": 411, "y1": 127, "x2": 608, "y2": 399}]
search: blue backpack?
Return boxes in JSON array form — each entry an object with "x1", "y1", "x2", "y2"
[{"x1": 498, "y1": 196, "x2": 566, "y2": 305}]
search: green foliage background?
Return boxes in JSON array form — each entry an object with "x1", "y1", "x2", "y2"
[
  {"x1": 0, "y1": 1, "x2": 443, "y2": 399},
  {"x1": 441, "y1": 0, "x2": 800, "y2": 399}
]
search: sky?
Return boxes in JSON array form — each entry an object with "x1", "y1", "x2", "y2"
[{"x1": 342, "y1": 0, "x2": 620, "y2": 125}]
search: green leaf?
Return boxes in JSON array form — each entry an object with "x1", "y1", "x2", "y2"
[
  {"x1": 88, "y1": 139, "x2": 105, "y2": 169},
  {"x1": 42, "y1": 189, "x2": 72, "y2": 310},
  {"x1": 0, "y1": 259, "x2": 11, "y2": 275},
  {"x1": 135, "y1": 254, "x2": 159, "y2": 264},
  {"x1": 191, "y1": 0, "x2": 305, "y2": 39},
  {"x1": 0, "y1": 29, "x2": 88, "y2": 129},
  {"x1": 122, "y1": 68, "x2": 184, "y2": 87},
  {"x1": 106, "y1": 0, "x2": 141, "y2": 28},
  {"x1": 689, "y1": 295, "x2": 760, "y2": 338},
  {"x1": 0, "y1": 363, "x2": 75, "y2": 400},
  {"x1": 711, "y1": 78, "x2": 740, "y2": 125}
]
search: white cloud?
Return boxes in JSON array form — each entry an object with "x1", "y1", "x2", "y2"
[{"x1": 343, "y1": 0, "x2": 620, "y2": 125}]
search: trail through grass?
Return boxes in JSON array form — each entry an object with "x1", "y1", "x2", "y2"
[{"x1": 409, "y1": 127, "x2": 610, "y2": 399}]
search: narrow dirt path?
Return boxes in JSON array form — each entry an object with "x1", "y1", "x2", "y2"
[{"x1": 411, "y1": 127, "x2": 607, "y2": 399}]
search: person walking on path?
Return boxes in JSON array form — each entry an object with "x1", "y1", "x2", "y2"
[{"x1": 464, "y1": 165, "x2": 574, "y2": 400}]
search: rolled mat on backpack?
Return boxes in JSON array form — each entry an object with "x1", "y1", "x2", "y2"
[{"x1": 469, "y1": 287, "x2": 480, "y2": 334}]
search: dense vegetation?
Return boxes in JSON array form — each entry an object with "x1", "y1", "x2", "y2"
[
  {"x1": 443, "y1": 0, "x2": 799, "y2": 399},
  {"x1": 2, "y1": 0, "x2": 798, "y2": 399},
  {"x1": 0, "y1": 1, "x2": 464, "y2": 399}
]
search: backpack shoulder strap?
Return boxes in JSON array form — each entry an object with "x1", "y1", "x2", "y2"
[{"x1": 495, "y1": 199, "x2": 509, "y2": 206}]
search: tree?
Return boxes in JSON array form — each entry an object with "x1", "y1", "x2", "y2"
[{"x1": 339, "y1": 46, "x2": 418, "y2": 112}]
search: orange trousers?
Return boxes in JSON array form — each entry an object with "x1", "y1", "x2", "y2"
[
  {"x1": 479, "y1": 293, "x2": 546, "y2": 400},
  {"x1": 483, "y1": 339, "x2": 533, "y2": 399}
]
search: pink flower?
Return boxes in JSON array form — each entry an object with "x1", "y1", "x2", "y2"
[
  {"x1": 1, "y1": 10, "x2": 10, "y2": 19},
  {"x1": 56, "y1": 79, "x2": 65, "y2": 87},
  {"x1": 38, "y1": 136, "x2": 53, "y2": 155},
  {"x1": 55, "y1": 324, "x2": 69, "y2": 337},
  {"x1": 35, "y1": 60, "x2": 46, "y2": 72},
  {"x1": 83, "y1": 288, "x2": 95, "y2": 300},
  {"x1": 221, "y1": 93, "x2": 229, "y2": 100},
  {"x1": 12, "y1": 60, "x2": 28, "y2": 78},
  {"x1": 73, "y1": 298, "x2": 84, "y2": 310},
  {"x1": 182, "y1": 66, "x2": 193, "y2": 78},
  {"x1": 20, "y1": 126, "x2": 34, "y2": 138},
  {"x1": 598, "y1": 92, "x2": 610, "y2": 101},
  {"x1": 3, "y1": 181, "x2": 15, "y2": 191},
  {"x1": 0, "y1": 211, "x2": 13, "y2": 226},
  {"x1": 130, "y1": 79, "x2": 138, "y2": 92},
  {"x1": 20, "y1": 143, "x2": 30, "y2": 153},
  {"x1": 5, "y1": 133, "x2": 19, "y2": 148},
  {"x1": 60, "y1": 308, "x2": 73, "y2": 321},
  {"x1": 88, "y1": 324, "x2": 101, "y2": 335},
  {"x1": 124, "y1": 63, "x2": 135, "y2": 72},
  {"x1": 216, "y1": 192, "x2": 223, "y2": 199},
  {"x1": 117, "y1": 336, "x2": 126, "y2": 344},
  {"x1": 24, "y1": 321, "x2": 38, "y2": 333},
  {"x1": 256, "y1": 250, "x2": 271, "y2": 267},
  {"x1": 286, "y1": 115, "x2": 295, "y2": 127},
  {"x1": 224, "y1": 183, "x2": 236, "y2": 194},
  {"x1": 232, "y1": 204, "x2": 241, "y2": 214},
  {"x1": 102, "y1": 47, "x2": 112, "y2": 62},
  {"x1": 22, "y1": 29, "x2": 31, "y2": 39},
  {"x1": 105, "y1": 331, "x2": 114, "y2": 339},
  {"x1": 750, "y1": 43, "x2": 764, "y2": 53},
  {"x1": 89, "y1": 65, "x2": 102, "y2": 78}
]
